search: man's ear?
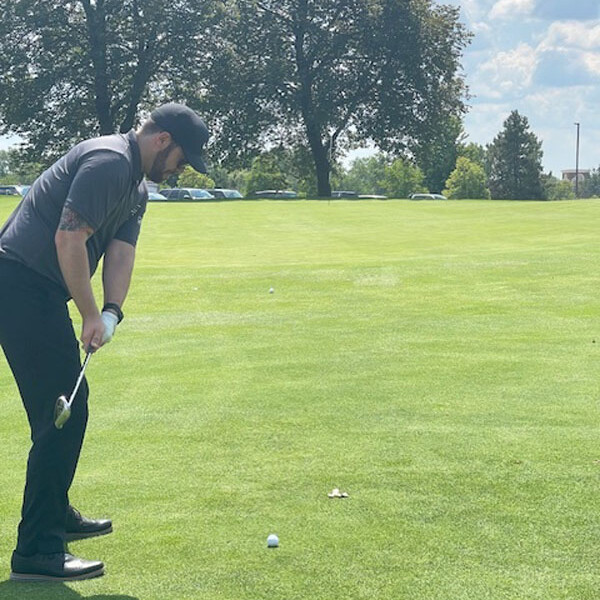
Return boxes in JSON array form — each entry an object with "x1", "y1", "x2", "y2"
[{"x1": 155, "y1": 131, "x2": 172, "y2": 150}]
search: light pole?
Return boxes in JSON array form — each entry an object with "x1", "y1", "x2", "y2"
[{"x1": 574, "y1": 122, "x2": 580, "y2": 198}]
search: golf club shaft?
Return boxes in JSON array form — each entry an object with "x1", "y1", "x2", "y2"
[{"x1": 67, "y1": 351, "x2": 93, "y2": 407}]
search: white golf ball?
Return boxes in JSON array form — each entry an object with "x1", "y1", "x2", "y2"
[
  {"x1": 267, "y1": 534, "x2": 279, "y2": 548},
  {"x1": 269, "y1": 287, "x2": 275, "y2": 294}
]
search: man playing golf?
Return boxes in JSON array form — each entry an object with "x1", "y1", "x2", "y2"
[{"x1": 0, "y1": 103, "x2": 209, "y2": 582}]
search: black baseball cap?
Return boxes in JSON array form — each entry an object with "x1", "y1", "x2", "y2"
[{"x1": 150, "y1": 103, "x2": 209, "y2": 173}]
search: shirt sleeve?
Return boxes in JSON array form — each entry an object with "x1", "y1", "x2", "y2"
[
  {"x1": 113, "y1": 194, "x2": 147, "y2": 247},
  {"x1": 64, "y1": 151, "x2": 131, "y2": 231}
]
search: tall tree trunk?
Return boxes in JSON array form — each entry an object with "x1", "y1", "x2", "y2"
[
  {"x1": 119, "y1": 0, "x2": 153, "y2": 133},
  {"x1": 81, "y1": 0, "x2": 113, "y2": 134},
  {"x1": 305, "y1": 120, "x2": 331, "y2": 197},
  {"x1": 293, "y1": 1, "x2": 331, "y2": 197},
  {"x1": 120, "y1": 47, "x2": 153, "y2": 132}
]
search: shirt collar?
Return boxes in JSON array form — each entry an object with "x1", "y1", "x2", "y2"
[{"x1": 126, "y1": 130, "x2": 143, "y2": 185}]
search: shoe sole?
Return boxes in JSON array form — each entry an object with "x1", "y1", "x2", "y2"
[
  {"x1": 9, "y1": 566, "x2": 105, "y2": 582},
  {"x1": 65, "y1": 525, "x2": 113, "y2": 542}
]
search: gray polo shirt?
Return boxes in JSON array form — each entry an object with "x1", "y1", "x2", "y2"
[{"x1": 0, "y1": 130, "x2": 147, "y2": 296}]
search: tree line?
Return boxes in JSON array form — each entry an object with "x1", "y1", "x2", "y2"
[
  {"x1": 2, "y1": 109, "x2": 583, "y2": 201},
  {"x1": 0, "y1": 0, "x2": 469, "y2": 197}
]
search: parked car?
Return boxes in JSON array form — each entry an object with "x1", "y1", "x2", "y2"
[
  {"x1": 160, "y1": 188, "x2": 215, "y2": 201},
  {"x1": 205, "y1": 188, "x2": 243, "y2": 199},
  {"x1": 410, "y1": 193, "x2": 447, "y2": 200},
  {"x1": 358, "y1": 194, "x2": 387, "y2": 200},
  {"x1": 253, "y1": 190, "x2": 298, "y2": 199},
  {"x1": 148, "y1": 191, "x2": 167, "y2": 201},
  {"x1": 0, "y1": 185, "x2": 24, "y2": 196},
  {"x1": 331, "y1": 190, "x2": 358, "y2": 198}
]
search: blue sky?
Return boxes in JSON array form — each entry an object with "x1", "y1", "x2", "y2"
[{"x1": 446, "y1": 0, "x2": 600, "y2": 175}]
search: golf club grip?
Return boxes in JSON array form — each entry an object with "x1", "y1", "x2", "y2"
[{"x1": 68, "y1": 351, "x2": 93, "y2": 406}]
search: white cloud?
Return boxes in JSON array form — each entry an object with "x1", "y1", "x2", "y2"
[
  {"x1": 475, "y1": 43, "x2": 538, "y2": 97},
  {"x1": 534, "y1": 21, "x2": 600, "y2": 85},
  {"x1": 582, "y1": 50, "x2": 600, "y2": 75},
  {"x1": 489, "y1": 0, "x2": 535, "y2": 20},
  {"x1": 472, "y1": 21, "x2": 492, "y2": 35},
  {"x1": 540, "y1": 21, "x2": 600, "y2": 51}
]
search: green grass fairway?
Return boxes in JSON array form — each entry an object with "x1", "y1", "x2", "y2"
[{"x1": 1, "y1": 197, "x2": 600, "y2": 599}]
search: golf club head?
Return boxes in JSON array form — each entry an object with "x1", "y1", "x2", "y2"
[{"x1": 54, "y1": 395, "x2": 71, "y2": 429}]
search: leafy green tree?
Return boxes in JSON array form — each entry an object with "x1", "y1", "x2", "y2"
[
  {"x1": 333, "y1": 155, "x2": 388, "y2": 195},
  {"x1": 245, "y1": 153, "x2": 289, "y2": 196},
  {"x1": 443, "y1": 157, "x2": 490, "y2": 199},
  {"x1": 458, "y1": 142, "x2": 487, "y2": 170},
  {"x1": 208, "y1": 165, "x2": 250, "y2": 193},
  {"x1": 582, "y1": 167, "x2": 600, "y2": 197},
  {"x1": 379, "y1": 159, "x2": 426, "y2": 198},
  {"x1": 0, "y1": 150, "x2": 12, "y2": 180},
  {"x1": 542, "y1": 174, "x2": 575, "y2": 200},
  {"x1": 0, "y1": 0, "x2": 219, "y2": 162},
  {"x1": 487, "y1": 111, "x2": 545, "y2": 200},
  {"x1": 207, "y1": 0, "x2": 470, "y2": 196},
  {"x1": 177, "y1": 167, "x2": 215, "y2": 189},
  {"x1": 0, "y1": 148, "x2": 42, "y2": 184},
  {"x1": 413, "y1": 116, "x2": 463, "y2": 194}
]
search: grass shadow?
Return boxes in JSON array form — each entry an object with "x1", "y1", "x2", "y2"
[{"x1": 0, "y1": 579, "x2": 139, "y2": 600}]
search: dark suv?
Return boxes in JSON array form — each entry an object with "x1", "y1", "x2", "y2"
[{"x1": 160, "y1": 188, "x2": 215, "y2": 201}]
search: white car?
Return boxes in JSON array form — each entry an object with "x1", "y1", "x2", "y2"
[
  {"x1": 148, "y1": 192, "x2": 167, "y2": 201},
  {"x1": 410, "y1": 193, "x2": 447, "y2": 200},
  {"x1": 205, "y1": 188, "x2": 243, "y2": 199},
  {"x1": 160, "y1": 188, "x2": 215, "y2": 201}
]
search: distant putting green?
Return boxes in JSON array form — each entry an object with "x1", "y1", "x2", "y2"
[{"x1": 0, "y1": 197, "x2": 599, "y2": 599}]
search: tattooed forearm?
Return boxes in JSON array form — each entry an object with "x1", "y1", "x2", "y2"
[{"x1": 58, "y1": 207, "x2": 94, "y2": 235}]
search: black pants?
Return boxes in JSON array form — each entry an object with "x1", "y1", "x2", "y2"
[{"x1": 0, "y1": 259, "x2": 88, "y2": 555}]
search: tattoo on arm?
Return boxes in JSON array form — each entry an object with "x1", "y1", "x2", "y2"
[{"x1": 58, "y1": 207, "x2": 94, "y2": 236}]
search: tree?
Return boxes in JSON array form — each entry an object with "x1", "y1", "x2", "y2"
[
  {"x1": 487, "y1": 111, "x2": 545, "y2": 200},
  {"x1": 413, "y1": 116, "x2": 463, "y2": 194},
  {"x1": 458, "y1": 142, "x2": 487, "y2": 170},
  {"x1": 443, "y1": 157, "x2": 490, "y2": 199},
  {"x1": 0, "y1": 0, "x2": 219, "y2": 162},
  {"x1": 245, "y1": 153, "x2": 289, "y2": 196},
  {"x1": 333, "y1": 155, "x2": 388, "y2": 195},
  {"x1": 207, "y1": 0, "x2": 470, "y2": 196},
  {"x1": 0, "y1": 151, "x2": 11, "y2": 179},
  {"x1": 542, "y1": 173, "x2": 575, "y2": 200},
  {"x1": 582, "y1": 167, "x2": 600, "y2": 197},
  {"x1": 208, "y1": 165, "x2": 250, "y2": 192},
  {"x1": 0, "y1": 148, "x2": 42, "y2": 184},
  {"x1": 177, "y1": 167, "x2": 215, "y2": 189},
  {"x1": 379, "y1": 159, "x2": 426, "y2": 198}
]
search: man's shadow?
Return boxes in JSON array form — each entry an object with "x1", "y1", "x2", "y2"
[{"x1": 0, "y1": 579, "x2": 139, "y2": 600}]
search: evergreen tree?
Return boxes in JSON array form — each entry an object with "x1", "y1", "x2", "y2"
[{"x1": 487, "y1": 111, "x2": 545, "y2": 200}]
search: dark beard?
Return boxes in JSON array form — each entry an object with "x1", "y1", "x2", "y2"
[{"x1": 148, "y1": 142, "x2": 176, "y2": 183}]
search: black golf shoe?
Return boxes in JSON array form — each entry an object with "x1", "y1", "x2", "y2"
[
  {"x1": 10, "y1": 551, "x2": 104, "y2": 582},
  {"x1": 65, "y1": 505, "x2": 113, "y2": 542}
]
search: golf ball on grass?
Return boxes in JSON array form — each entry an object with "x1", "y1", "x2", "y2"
[{"x1": 267, "y1": 534, "x2": 279, "y2": 548}]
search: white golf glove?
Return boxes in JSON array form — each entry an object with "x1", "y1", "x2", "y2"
[{"x1": 101, "y1": 310, "x2": 119, "y2": 344}]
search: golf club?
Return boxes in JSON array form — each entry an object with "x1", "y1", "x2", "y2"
[{"x1": 54, "y1": 350, "x2": 93, "y2": 429}]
